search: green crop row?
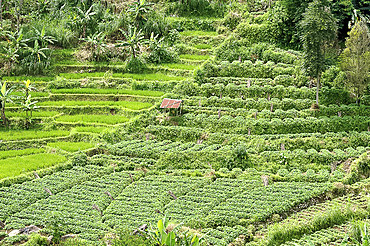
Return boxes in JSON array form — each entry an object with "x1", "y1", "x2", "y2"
[
  {"x1": 195, "y1": 60, "x2": 298, "y2": 81},
  {"x1": 47, "y1": 141, "x2": 95, "y2": 152},
  {"x1": 32, "y1": 100, "x2": 153, "y2": 110},
  {"x1": 145, "y1": 125, "x2": 370, "y2": 150},
  {"x1": 176, "y1": 95, "x2": 314, "y2": 111},
  {"x1": 165, "y1": 178, "x2": 260, "y2": 227},
  {"x1": 103, "y1": 175, "x2": 211, "y2": 230},
  {"x1": 0, "y1": 148, "x2": 45, "y2": 160},
  {"x1": 107, "y1": 140, "x2": 368, "y2": 171},
  {"x1": 50, "y1": 88, "x2": 165, "y2": 97},
  {"x1": 182, "y1": 104, "x2": 370, "y2": 119},
  {"x1": 0, "y1": 165, "x2": 113, "y2": 221},
  {"x1": 55, "y1": 114, "x2": 130, "y2": 125},
  {"x1": 6, "y1": 171, "x2": 134, "y2": 242},
  {"x1": 215, "y1": 40, "x2": 301, "y2": 65},
  {"x1": 178, "y1": 113, "x2": 370, "y2": 135},
  {"x1": 206, "y1": 182, "x2": 331, "y2": 227},
  {"x1": 0, "y1": 129, "x2": 70, "y2": 141},
  {"x1": 6, "y1": 111, "x2": 60, "y2": 118},
  {"x1": 175, "y1": 82, "x2": 352, "y2": 105},
  {"x1": 59, "y1": 72, "x2": 186, "y2": 81},
  {"x1": 0, "y1": 153, "x2": 67, "y2": 179}
]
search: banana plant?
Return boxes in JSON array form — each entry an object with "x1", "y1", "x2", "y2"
[
  {"x1": 26, "y1": 40, "x2": 49, "y2": 63},
  {"x1": 80, "y1": 31, "x2": 107, "y2": 61},
  {"x1": 32, "y1": 26, "x2": 56, "y2": 47},
  {"x1": 127, "y1": 0, "x2": 154, "y2": 28},
  {"x1": 148, "y1": 216, "x2": 202, "y2": 246},
  {"x1": 74, "y1": 5, "x2": 96, "y2": 38},
  {"x1": 21, "y1": 95, "x2": 39, "y2": 129},
  {"x1": 20, "y1": 80, "x2": 37, "y2": 104},
  {"x1": 116, "y1": 26, "x2": 145, "y2": 58},
  {"x1": 0, "y1": 81, "x2": 15, "y2": 127}
]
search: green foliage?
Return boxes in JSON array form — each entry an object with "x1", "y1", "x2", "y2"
[
  {"x1": 113, "y1": 230, "x2": 154, "y2": 246},
  {"x1": 146, "y1": 216, "x2": 202, "y2": 246},
  {"x1": 340, "y1": 20, "x2": 370, "y2": 103},
  {"x1": 166, "y1": 0, "x2": 226, "y2": 18},
  {"x1": 0, "y1": 81, "x2": 16, "y2": 126},
  {"x1": 265, "y1": 204, "x2": 368, "y2": 245},
  {"x1": 47, "y1": 141, "x2": 95, "y2": 152},
  {"x1": 145, "y1": 33, "x2": 178, "y2": 64},
  {"x1": 346, "y1": 221, "x2": 370, "y2": 245},
  {"x1": 71, "y1": 151, "x2": 89, "y2": 166},
  {"x1": 0, "y1": 153, "x2": 67, "y2": 179},
  {"x1": 80, "y1": 31, "x2": 108, "y2": 62},
  {"x1": 343, "y1": 152, "x2": 370, "y2": 184},
  {"x1": 299, "y1": 0, "x2": 338, "y2": 104},
  {"x1": 126, "y1": 56, "x2": 147, "y2": 74},
  {"x1": 51, "y1": 88, "x2": 164, "y2": 97},
  {"x1": 23, "y1": 233, "x2": 48, "y2": 246},
  {"x1": 34, "y1": 100, "x2": 153, "y2": 110},
  {"x1": 0, "y1": 129, "x2": 70, "y2": 141},
  {"x1": 196, "y1": 60, "x2": 297, "y2": 82},
  {"x1": 0, "y1": 148, "x2": 45, "y2": 160},
  {"x1": 55, "y1": 114, "x2": 130, "y2": 125}
]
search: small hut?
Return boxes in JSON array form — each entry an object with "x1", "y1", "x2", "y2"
[{"x1": 160, "y1": 98, "x2": 182, "y2": 115}]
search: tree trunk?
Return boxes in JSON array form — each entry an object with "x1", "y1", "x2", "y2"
[
  {"x1": 316, "y1": 74, "x2": 320, "y2": 105},
  {"x1": 132, "y1": 46, "x2": 136, "y2": 58},
  {"x1": 0, "y1": 0, "x2": 3, "y2": 26},
  {"x1": 1, "y1": 105, "x2": 6, "y2": 127},
  {"x1": 356, "y1": 87, "x2": 360, "y2": 105},
  {"x1": 16, "y1": 1, "x2": 20, "y2": 32}
]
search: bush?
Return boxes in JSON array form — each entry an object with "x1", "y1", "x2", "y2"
[
  {"x1": 166, "y1": 0, "x2": 227, "y2": 17},
  {"x1": 23, "y1": 234, "x2": 48, "y2": 246},
  {"x1": 112, "y1": 230, "x2": 154, "y2": 246},
  {"x1": 235, "y1": 22, "x2": 276, "y2": 44},
  {"x1": 125, "y1": 57, "x2": 147, "y2": 73},
  {"x1": 145, "y1": 45, "x2": 178, "y2": 64},
  {"x1": 222, "y1": 11, "x2": 243, "y2": 30}
]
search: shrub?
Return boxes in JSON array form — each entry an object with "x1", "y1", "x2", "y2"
[
  {"x1": 125, "y1": 56, "x2": 147, "y2": 73},
  {"x1": 222, "y1": 11, "x2": 243, "y2": 30}
]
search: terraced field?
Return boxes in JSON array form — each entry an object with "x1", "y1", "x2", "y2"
[{"x1": 0, "y1": 1, "x2": 369, "y2": 245}]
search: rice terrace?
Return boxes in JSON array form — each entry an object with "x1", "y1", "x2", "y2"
[{"x1": 0, "y1": 0, "x2": 369, "y2": 245}]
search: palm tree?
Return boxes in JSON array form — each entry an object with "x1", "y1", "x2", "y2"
[
  {"x1": 116, "y1": 26, "x2": 145, "y2": 58},
  {"x1": 0, "y1": 82, "x2": 15, "y2": 127}
]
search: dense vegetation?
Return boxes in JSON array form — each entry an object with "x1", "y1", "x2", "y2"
[{"x1": 0, "y1": 0, "x2": 369, "y2": 245}]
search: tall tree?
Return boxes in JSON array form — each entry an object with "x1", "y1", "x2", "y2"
[
  {"x1": 340, "y1": 20, "x2": 370, "y2": 104},
  {"x1": 299, "y1": 0, "x2": 337, "y2": 105}
]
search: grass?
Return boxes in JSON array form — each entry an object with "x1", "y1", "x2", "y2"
[
  {"x1": 194, "y1": 44, "x2": 212, "y2": 49},
  {"x1": 50, "y1": 88, "x2": 164, "y2": 97},
  {"x1": 0, "y1": 129, "x2": 70, "y2": 141},
  {"x1": 12, "y1": 91, "x2": 49, "y2": 98},
  {"x1": 159, "y1": 63, "x2": 199, "y2": 70},
  {"x1": 59, "y1": 72, "x2": 186, "y2": 81},
  {"x1": 0, "y1": 148, "x2": 45, "y2": 160},
  {"x1": 55, "y1": 114, "x2": 130, "y2": 125},
  {"x1": 180, "y1": 54, "x2": 210, "y2": 60},
  {"x1": 2, "y1": 76, "x2": 54, "y2": 82},
  {"x1": 74, "y1": 126, "x2": 107, "y2": 134},
  {"x1": 47, "y1": 141, "x2": 95, "y2": 152},
  {"x1": 36, "y1": 100, "x2": 153, "y2": 110},
  {"x1": 180, "y1": 30, "x2": 218, "y2": 36},
  {"x1": 0, "y1": 153, "x2": 67, "y2": 179},
  {"x1": 6, "y1": 111, "x2": 60, "y2": 118}
]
